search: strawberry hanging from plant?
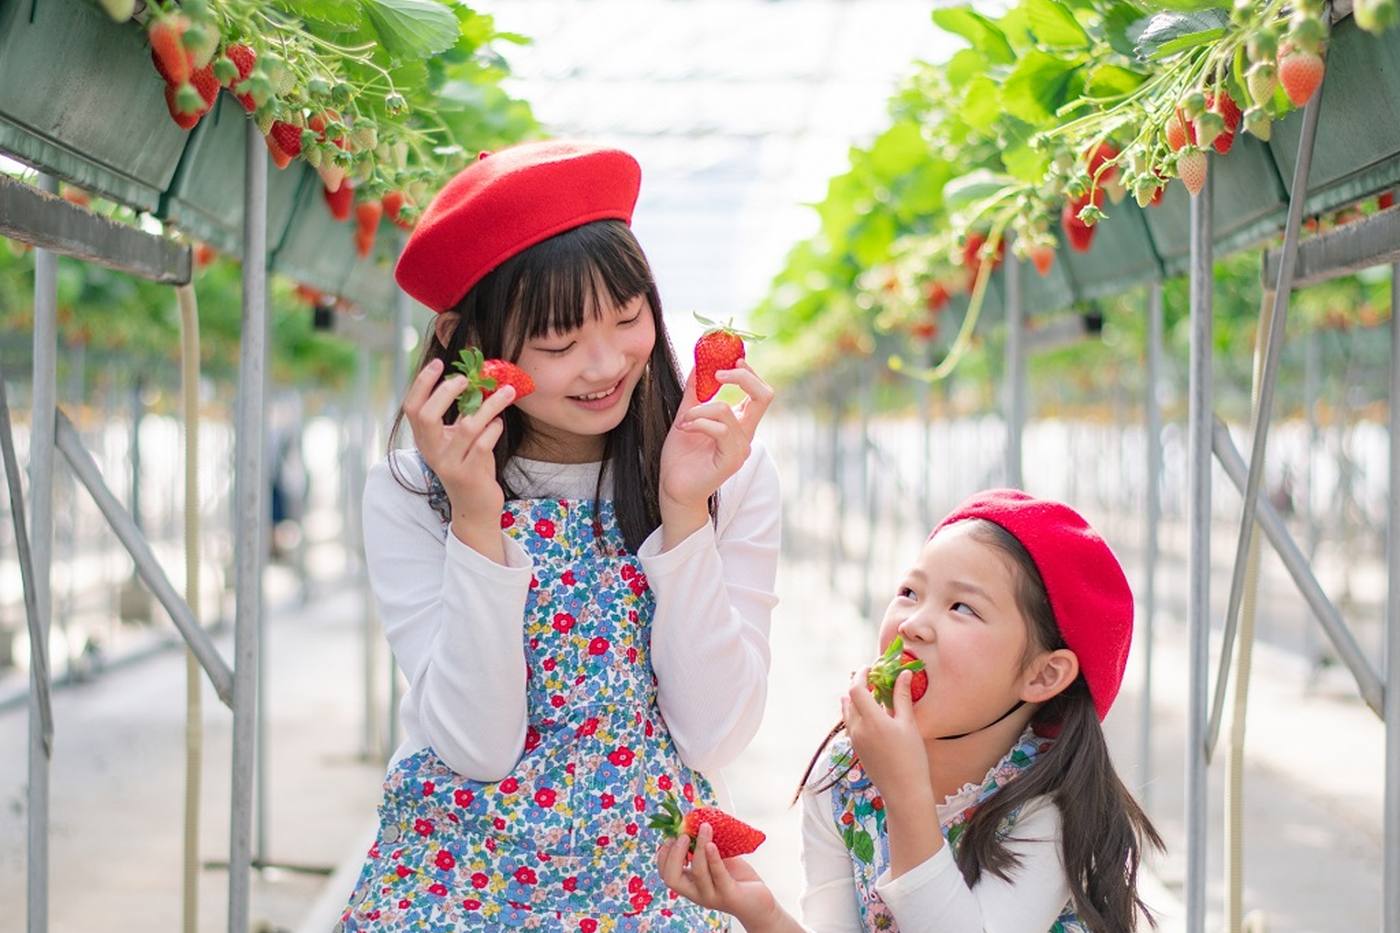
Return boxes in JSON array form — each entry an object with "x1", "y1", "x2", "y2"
[
  {"x1": 451, "y1": 347, "x2": 535, "y2": 417},
  {"x1": 648, "y1": 794, "x2": 766, "y2": 858},
  {"x1": 693, "y1": 315, "x2": 762, "y2": 403},
  {"x1": 865, "y1": 635, "x2": 928, "y2": 709}
]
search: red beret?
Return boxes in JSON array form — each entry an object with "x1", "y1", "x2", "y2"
[
  {"x1": 395, "y1": 140, "x2": 642, "y2": 313},
  {"x1": 934, "y1": 489, "x2": 1133, "y2": 722}
]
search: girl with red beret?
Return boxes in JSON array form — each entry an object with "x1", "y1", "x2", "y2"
[
  {"x1": 339, "y1": 140, "x2": 780, "y2": 931},
  {"x1": 658, "y1": 490, "x2": 1163, "y2": 933}
]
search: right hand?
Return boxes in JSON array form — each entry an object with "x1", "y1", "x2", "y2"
[
  {"x1": 657, "y1": 822, "x2": 785, "y2": 931},
  {"x1": 403, "y1": 357, "x2": 517, "y2": 529}
]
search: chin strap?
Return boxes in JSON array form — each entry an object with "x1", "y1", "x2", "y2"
[{"x1": 934, "y1": 699, "x2": 1027, "y2": 741}]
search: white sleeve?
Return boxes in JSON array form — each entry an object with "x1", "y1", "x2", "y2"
[
  {"x1": 362, "y1": 455, "x2": 535, "y2": 781},
  {"x1": 873, "y1": 799, "x2": 1072, "y2": 933},
  {"x1": 636, "y1": 441, "x2": 781, "y2": 773},
  {"x1": 798, "y1": 786, "x2": 864, "y2": 933}
]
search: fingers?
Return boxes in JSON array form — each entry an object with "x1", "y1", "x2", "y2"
[
  {"x1": 718, "y1": 362, "x2": 775, "y2": 428},
  {"x1": 848, "y1": 667, "x2": 882, "y2": 718},
  {"x1": 657, "y1": 840, "x2": 701, "y2": 901},
  {"x1": 688, "y1": 823, "x2": 717, "y2": 899},
  {"x1": 891, "y1": 669, "x2": 914, "y2": 719},
  {"x1": 402, "y1": 358, "x2": 445, "y2": 414}
]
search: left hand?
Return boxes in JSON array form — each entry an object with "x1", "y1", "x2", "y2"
[
  {"x1": 659, "y1": 360, "x2": 774, "y2": 518},
  {"x1": 842, "y1": 667, "x2": 931, "y2": 804},
  {"x1": 656, "y1": 822, "x2": 781, "y2": 930}
]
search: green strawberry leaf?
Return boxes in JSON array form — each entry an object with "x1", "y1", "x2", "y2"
[
  {"x1": 852, "y1": 830, "x2": 876, "y2": 864},
  {"x1": 1132, "y1": 10, "x2": 1229, "y2": 62},
  {"x1": 360, "y1": 0, "x2": 460, "y2": 61},
  {"x1": 1023, "y1": 0, "x2": 1090, "y2": 49},
  {"x1": 932, "y1": 7, "x2": 1016, "y2": 65},
  {"x1": 943, "y1": 170, "x2": 1018, "y2": 213},
  {"x1": 1003, "y1": 50, "x2": 1087, "y2": 124}
]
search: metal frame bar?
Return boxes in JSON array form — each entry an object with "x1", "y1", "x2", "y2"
[
  {"x1": 0, "y1": 173, "x2": 191, "y2": 285},
  {"x1": 53, "y1": 412, "x2": 234, "y2": 705},
  {"x1": 1208, "y1": 85, "x2": 1325, "y2": 759},
  {"x1": 1004, "y1": 246, "x2": 1025, "y2": 489},
  {"x1": 1210, "y1": 418, "x2": 1384, "y2": 714},
  {"x1": 1386, "y1": 262, "x2": 1400, "y2": 932},
  {"x1": 1262, "y1": 205, "x2": 1400, "y2": 289},
  {"x1": 1139, "y1": 282, "x2": 1163, "y2": 812},
  {"x1": 1185, "y1": 158, "x2": 1213, "y2": 933},
  {"x1": 227, "y1": 119, "x2": 268, "y2": 933}
]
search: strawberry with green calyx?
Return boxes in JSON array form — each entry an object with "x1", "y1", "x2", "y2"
[
  {"x1": 450, "y1": 347, "x2": 535, "y2": 417},
  {"x1": 323, "y1": 182, "x2": 353, "y2": 221},
  {"x1": 1163, "y1": 108, "x2": 1196, "y2": 152},
  {"x1": 354, "y1": 198, "x2": 382, "y2": 258},
  {"x1": 692, "y1": 314, "x2": 762, "y2": 403},
  {"x1": 270, "y1": 121, "x2": 304, "y2": 158},
  {"x1": 1277, "y1": 44, "x2": 1325, "y2": 106},
  {"x1": 648, "y1": 794, "x2": 766, "y2": 858},
  {"x1": 149, "y1": 13, "x2": 192, "y2": 86},
  {"x1": 866, "y1": 635, "x2": 928, "y2": 709},
  {"x1": 1246, "y1": 62, "x2": 1278, "y2": 109},
  {"x1": 1176, "y1": 148, "x2": 1208, "y2": 197},
  {"x1": 1204, "y1": 91, "x2": 1242, "y2": 155}
]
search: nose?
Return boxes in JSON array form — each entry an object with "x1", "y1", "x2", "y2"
[
  {"x1": 897, "y1": 610, "x2": 934, "y2": 646},
  {"x1": 581, "y1": 334, "x2": 630, "y2": 384}
]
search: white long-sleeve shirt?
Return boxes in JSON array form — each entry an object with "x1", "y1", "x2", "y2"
[
  {"x1": 361, "y1": 443, "x2": 781, "y2": 785},
  {"x1": 798, "y1": 785, "x2": 1072, "y2": 932}
]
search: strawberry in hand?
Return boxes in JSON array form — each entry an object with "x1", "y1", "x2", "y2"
[
  {"x1": 866, "y1": 635, "x2": 928, "y2": 709},
  {"x1": 693, "y1": 315, "x2": 762, "y2": 403},
  {"x1": 648, "y1": 794, "x2": 766, "y2": 858},
  {"x1": 450, "y1": 347, "x2": 535, "y2": 417}
]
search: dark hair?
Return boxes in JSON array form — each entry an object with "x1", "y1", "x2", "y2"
[
  {"x1": 387, "y1": 220, "x2": 715, "y2": 552},
  {"x1": 795, "y1": 519, "x2": 1163, "y2": 933}
]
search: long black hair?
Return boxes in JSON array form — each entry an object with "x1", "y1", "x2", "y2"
[
  {"x1": 796, "y1": 518, "x2": 1163, "y2": 932},
  {"x1": 387, "y1": 219, "x2": 715, "y2": 553}
]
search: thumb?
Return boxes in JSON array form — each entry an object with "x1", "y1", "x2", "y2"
[
  {"x1": 677, "y1": 368, "x2": 699, "y2": 416},
  {"x1": 892, "y1": 670, "x2": 914, "y2": 718}
]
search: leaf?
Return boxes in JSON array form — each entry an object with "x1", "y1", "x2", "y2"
[
  {"x1": 285, "y1": 0, "x2": 363, "y2": 29},
  {"x1": 1101, "y1": 2, "x2": 1148, "y2": 58},
  {"x1": 867, "y1": 120, "x2": 929, "y2": 179},
  {"x1": 1133, "y1": 10, "x2": 1229, "y2": 62},
  {"x1": 1145, "y1": 0, "x2": 1232, "y2": 9},
  {"x1": 932, "y1": 7, "x2": 1016, "y2": 65},
  {"x1": 1024, "y1": 0, "x2": 1091, "y2": 48},
  {"x1": 944, "y1": 170, "x2": 1017, "y2": 212},
  {"x1": 1002, "y1": 50, "x2": 1086, "y2": 124},
  {"x1": 1086, "y1": 63, "x2": 1147, "y2": 98},
  {"x1": 957, "y1": 75, "x2": 1002, "y2": 132},
  {"x1": 360, "y1": 0, "x2": 460, "y2": 61},
  {"x1": 852, "y1": 830, "x2": 876, "y2": 864},
  {"x1": 945, "y1": 49, "x2": 988, "y2": 91}
]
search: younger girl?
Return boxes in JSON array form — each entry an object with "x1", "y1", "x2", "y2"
[
  {"x1": 658, "y1": 489, "x2": 1161, "y2": 932},
  {"x1": 340, "y1": 140, "x2": 781, "y2": 931}
]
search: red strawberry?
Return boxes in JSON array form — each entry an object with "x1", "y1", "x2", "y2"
[
  {"x1": 354, "y1": 199, "x2": 382, "y2": 258},
  {"x1": 1278, "y1": 47, "x2": 1324, "y2": 106},
  {"x1": 1061, "y1": 204, "x2": 1095, "y2": 252},
  {"x1": 925, "y1": 281, "x2": 950, "y2": 313},
  {"x1": 961, "y1": 232, "x2": 1005, "y2": 292},
  {"x1": 323, "y1": 182, "x2": 353, "y2": 221},
  {"x1": 1380, "y1": 191, "x2": 1396, "y2": 210},
  {"x1": 450, "y1": 347, "x2": 535, "y2": 417},
  {"x1": 60, "y1": 187, "x2": 90, "y2": 209},
  {"x1": 270, "y1": 121, "x2": 303, "y2": 157},
  {"x1": 692, "y1": 318, "x2": 753, "y2": 402},
  {"x1": 149, "y1": 14, "x2": 192, "y2": 86},
  {"x1": 912, "y1": 320, "x2": 939, "y2": 341},
  {"x1": 1164, "y1": 108, "x2": 1196, "y2": 152},
  {"x1": 648, "y1": 795, "x2": 765, "y2": 859},
  {"x1": 1029, "y1": 244, "x2": 1055, "y2": 277},
  {"x1": 222, "y1": 43, "x2": 257, "y2": 111},
  {"x1": 194, "y1": 242, "x2": 217, "y2": 268},
  {"x1": 1206, "y1": 91, "x2": 1242, "y2": 155},
  {"x1": 1085, "y1": 140, "x2": 1119, "y2": 184},
  {"x1": 1177, "y1": 148, "x2": 1208, "y2": 196},
  {"x1": 263, "y1": 133, "x2": 293, "y2": 170},
  {"x1": 383, "y1": 190, "x2": 414, "y2": 230},
  {"x1": 163, "y1": 83, "x2": 202, "y2": 128},
  {"x1": 294, "y1": 284, "x2": 324, "y2": 306},
  {"x1": 866, "y1": 635, "x2": 928, "y2": 708}
]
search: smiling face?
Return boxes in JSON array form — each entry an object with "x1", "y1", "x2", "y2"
[
  {"x1": 876, "y1": 520, "x2": 1071, "y2": 741},
  {"x1": 508, "y1": 290, "x2": 657, "y2": 459}
]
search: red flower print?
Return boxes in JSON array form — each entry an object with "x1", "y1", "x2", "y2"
[
  {"x1": 588, "y1": 637, "x2": 610, "y2": 656},
  {"x1": 658, "y1": 775, "x2": 672, "y2": 791},
  {"x1": 414, "y1": 819, "x2": 434, "y2": 837},
  {"x1": 628, "y1": 610, "x2": 639, "y2": 623},
  {"x1": 367, "y1": 843, "x2": 380, "y2": 859},
  {"x1": 683, "y1": 782, "x2": 695, "y2": 802},
  {"x1": 447, "y1": 813, "x2": 459, "y2": 824},
  {"x1": 428, "y1": 883, "x2": 448, "y2": 897},
  {"x1": 644, "y1": 719, "x2": 654, "y2": 737},
  {"x1": 628, "y1": 647, "x2": 639, "y2": 665},
  {"x1": 600, "y1": 792, "x2": 615, "y2": 808},
  {"x1": 524, "y1": 726, "x2": 541, "y2": 753},
  {"x1": 471, "y1": 872, "x2": 489, "y2": 889},
  {"x1": 435, "y1": 850, "x2": 456, "y2": 871},
  {"x1": 577, "y1": 717, "x2": 599, "y2": 737},
  {"x1": 552, "y1": 613, "x2": 575, "y2": 633},
  {"x1": 486, "y1": 837, "x2": 497, "y2": 853},
  {"x1": 501, "y1": 512, "x2": 515, "y2": 529},
  {"x1": 575, "y1": 674, "x2": 586, "y2": 685},
  {"x1": 399, "y1": 898, "x2": 411, "y2": 909},
  {"x1": 514, "y1": 866, "x2": 538, "y2": 885},
  {"x1": 535, "y1": 519, "x2": 555, "y2": 538},
  {"x1": 367, "y1": 910, "x2": 381, "y2": 920},
  {"x1": 631, "y1": 890, "x2": 653, "y2": 911},
  {"x1": 422, "y1": 780, "x2": 435, "y2": 796},
  {"x1": 608, "y1": 746, "x2": 635, "y2": 767},
  {"x1": 841, "y1": 811, "x2": 854, "y2": 825},
  {"x1": 581, "y1": 921, "x2": 598, "y2": 933},
  {"x1": 499, "y1": 778, "x2": 519, "y2": 794},
  {"x1": 530, "y1": 575, "x2": 539, "y2": 589},
  {"x1": 561, "y1": 570, "x2": 576, "y2": 586},
  {"x1": 564, "y1": 876, "x2": 579, "y2": 892},
  {"x1": 464, "y1": 898, "x2": 481, "y2": 910},
  {"x1": 493, "y1": 817, "x2": 506, "y2": 831},
  {"x1": 551, "y1": 695, "x2": 566, "y2": 708},
  {"x1": 454, "y1": 789, "x2": 474, "y2": 807},
  {"x1": 597, "y1": 835, "x2": 610, "y2": 847},
  {"x1": 633, "y1": 795, "x2": 646, "y2": 812},
  {"x1": 396, "y1": 864, "x2": 414, "y2": 879},
  {"x1": 621, "y1": 565, "x2": 636, "y2": 580},
  {"x1": 543, "y1": 658, "x2": 557, "y2": 671},
  {"x1": 629, "y1": 876, "x2": 646, "y2": 894},
  {"x1": 626, "y1": 822, "x2": 639, "y2": 836},
  {"x1": 872, "y1": 796, "x2": 885, "y2": 811},
  {"x1": 535, "y1": 788, "x2": 557, "y2": 808}
]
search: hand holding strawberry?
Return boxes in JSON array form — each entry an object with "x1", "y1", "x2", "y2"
[
  {"x1": 866, "y1": 636, "x2": 928, "y2": 709},
  {"x1": 693, "y1": 316, "x2": 760, "y2": 403},
  {"x1": 450, "y1": 347, "x2": 535, "y2": 417},
  {"x1": 654, "y1": 800, "x2": 786, "y2": 931},
  {"x1": 648, "y1": 794, "x2": 766, "y2": 858},
  {"x1": 843, "y1": 664, "x2": 931, "y2": 807}
]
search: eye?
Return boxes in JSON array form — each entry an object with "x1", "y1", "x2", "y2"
[
  {"x1": 537, "y1": 341, "x2": 576, "y2": 355},
  {"x1": 618, "y1": 314, "x2": 643, "y2": 327},
  {"x1": 951, "y1": 601, "x2": 980, "y2": 618},
  {"x1": 896, "y1": 586, "x2": 917, "y2": 601}
]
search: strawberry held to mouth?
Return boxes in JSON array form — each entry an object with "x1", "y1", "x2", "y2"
[
  {"x1": 648, "y1": 794, "x2": 766, "y2": 858},
  {"x1": 693, "y1": 314, "x2": 762, "y2": 403},
  {"x1": 866, "y1": 635, "x2": 928, "y2": 708},
  {"x1": 451, "y1": 347, "x2": 535, "y2": 417}
]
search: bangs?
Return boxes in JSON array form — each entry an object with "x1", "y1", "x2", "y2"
[{"x1": 500, "y1": 221, "x2": 654, "y2": 355}]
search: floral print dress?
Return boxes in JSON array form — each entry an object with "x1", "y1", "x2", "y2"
[
  {"x1": 339, "y1": 464, "x2": 727, "y2": 931},
  {"x1": 826, "y1": 730, "x2": 1086, "y2": 932}
]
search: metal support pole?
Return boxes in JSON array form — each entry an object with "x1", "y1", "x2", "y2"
[
  {"x1": 1303, "y1": 330, "x2": 1321, "y2": 666},
  {"x1": 27, "y1": 172, "x2": 58, "y2": 933},
  {"x1": 1140, "y1": 283, "x2": 1163, "y2": 810},
  {"x1": 1185, "y1": 159, "x2": 1214, "y2": 933},
  {"x1": 1385, "y1": 262, "x2": 1400, "y2": 932},
  {"x1": 229, "y1": 119, "x2": 268, "y2": 933},
  {"x1": 1208, "y1": 83, "x2": 1325, "y2": 757},
  {"x1": 859, "y1": 369, "x2": 874, "y2": 621},
  {"x1": 1005, "y1": 246, "x2": 1025, "y2": 489}
]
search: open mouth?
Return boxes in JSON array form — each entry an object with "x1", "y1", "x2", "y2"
[{"x1": 569, "y1": 379, "x2": 624, "y2": 408}]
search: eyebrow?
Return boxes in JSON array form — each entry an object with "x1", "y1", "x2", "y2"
[{"x1": 948, "y1": 579, "x2": 996, "y2": 607}]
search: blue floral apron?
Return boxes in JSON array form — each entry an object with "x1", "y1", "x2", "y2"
[
  {"x1": 340, "y1": 481, "x2": 727, "y2": 931},
  {"x1": 827, "y1": 731, "x2": 1085, "y2": 932}
]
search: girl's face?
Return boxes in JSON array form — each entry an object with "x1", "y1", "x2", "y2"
[
  {"x1": 876, "y1": 521, "x2": 1045, "y2": 741},
  {"x1": 509, "y1": 291, "x2": 656, "y2": 458}
]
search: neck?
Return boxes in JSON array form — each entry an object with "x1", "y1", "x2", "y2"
[
  {"x1": 517, "y1": 417, "x2": 605, "y2": 463},
  {"x1": 924, "y1": 709, "x2": 1034, "y2": 808}
]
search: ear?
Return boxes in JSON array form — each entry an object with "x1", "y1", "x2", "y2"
[
  {"x1": 433, "y1": 310, "x2": 461, "y2": 349},
  {"x1": 1020, "y1": 648, "x2": 1080, "y2": 705}
]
